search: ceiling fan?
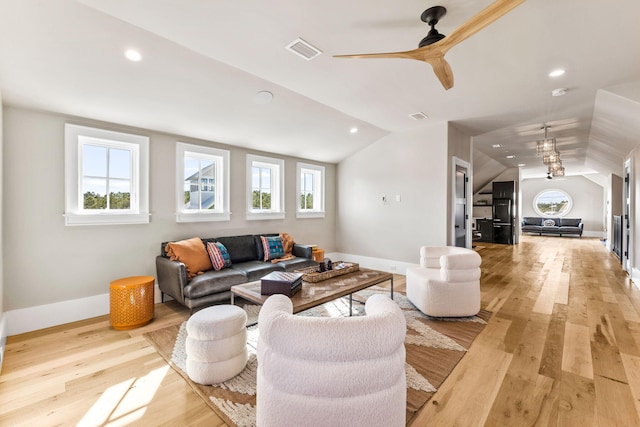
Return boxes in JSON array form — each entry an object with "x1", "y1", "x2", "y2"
[{"x1": 334, "y1": 0, "x2": 525, "y2": 90}]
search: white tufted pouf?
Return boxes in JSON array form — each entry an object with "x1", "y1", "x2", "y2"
[{"x1": 185, "y1": 304, "x2": 248, "y2": 385}]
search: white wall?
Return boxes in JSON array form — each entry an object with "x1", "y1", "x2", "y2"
[
  {"x1": 0, "y1": 88, "x2": 5, "y2": 371},
  {"x1": 520, "y1": 175, "x2": 605, "y2": 237},
  {"x1": 2, "y1": 106, "x2": 336, "y2": 334},
  {"x1": 336, "y1": 122, "x2": 449, "y2": 264}
]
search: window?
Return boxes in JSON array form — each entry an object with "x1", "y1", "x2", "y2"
[
  {"x1": 533, "y1": 189, "x2": 573, "y2": 217},
  {"x1": 246, "y1": 154, "x2": 284, "y2": 220},
  {"x1": 64, "y1": 124, "x2": 149, "y2": 226},
  {"x1": 296, "y1": 162, "x2": 325, "y2": 218},
  {"x1": 176, "y1": 143, "x2": 230, "y2": 222}
]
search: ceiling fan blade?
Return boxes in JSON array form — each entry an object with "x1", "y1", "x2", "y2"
[
  {"x1": 428, "y1": 56, "x2": 454, "y2": 90},
  {"x1": 334, "y1": 50, "x2": 423, "y2": 61},
  {"x1": 335, "y1": 46, "x2": 454, "y2": 89},
  {"x1": 438, "y1": 0, "x2": 526, "y2": 53}
]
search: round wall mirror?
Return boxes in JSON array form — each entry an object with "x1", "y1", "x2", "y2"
[{"x1": 533, "y1": 189, "x2": 572, "y2": 217}]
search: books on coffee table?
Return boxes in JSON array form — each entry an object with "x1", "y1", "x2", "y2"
[{"x1": 260, "y1": 271, "x2": 303, "y2": 297}]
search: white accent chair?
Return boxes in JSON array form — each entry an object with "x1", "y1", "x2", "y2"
[
  {"x1": 256, "y1": 293, "x2": 406, "y2": 427},
  {"x1": 406, "y1": 246, "x2": 482, "y2": 317}
]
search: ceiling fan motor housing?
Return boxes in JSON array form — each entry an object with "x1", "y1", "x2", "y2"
[{"x1": 419, "y1": 6, "x2": 447, "y2": 47}]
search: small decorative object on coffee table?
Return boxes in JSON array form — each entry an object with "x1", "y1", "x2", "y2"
[
  {"x1": 260, "y1": 271, "x2": 303, "y2": 296},
  {"x1": 295, "y1": 261, "x2": 359, "y2": 283}
]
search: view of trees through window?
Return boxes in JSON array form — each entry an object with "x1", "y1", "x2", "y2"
[
  {"x1": 252, "y1": 166, "x2": 272, "y2": 210},
  {"x1": 81, "y1": 144, "x2": 132, "y2": 210},
  {"x1": 300, "y1": 171, "x2": 314, "y2": 210},
  {"x1": 84, "y1": 191, "x2": 130, "y2": 209}
]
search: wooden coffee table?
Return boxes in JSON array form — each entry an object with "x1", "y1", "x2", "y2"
[{"x1": 230, "y1": 268, "x2": 394, "y2": 315}]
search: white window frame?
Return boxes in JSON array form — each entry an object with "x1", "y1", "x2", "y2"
[
  {"x1": 176, "y1": 142, "x2": 230, "y2": 222},
  {"x1": 296, "y1": 162, "x2": 325, "y2": 218},
  {"x1": 246, "y1": 154, "x2": 285, "y2": 220},
  {"x1": 64, "y1": 124, "x2": 149, "y2": 226}
]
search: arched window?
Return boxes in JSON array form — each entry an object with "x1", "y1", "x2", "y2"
[{"x1": 533, "y1": 189, "x2": 572, "y2": 217}]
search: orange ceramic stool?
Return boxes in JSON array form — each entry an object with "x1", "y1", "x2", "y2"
[{"x1": 110, "y1": 276, "x2": 155, "y2": 330}]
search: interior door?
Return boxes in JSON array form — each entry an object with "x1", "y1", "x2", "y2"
[
  {"x1": 624, "y1": 165, "x2": 631, "y2": 271},
  {"x1": 454, "y1": 165, "x2": 467, "y2": 247}
]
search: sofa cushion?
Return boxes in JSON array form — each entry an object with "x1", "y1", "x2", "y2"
[
  {"x1": 183, "y1": 268, "x2": 248, "y2": 299},
  {"x1": 165, "y1": 237, "x2": 213, "y2": 280},
  {"x1": 560, "y1": 218, "x2": 581, "y2": 227},
  {"x1": 523, "y1": 217, "x2": 542, "y2": 226},
  {"x1": 216, "y1": 235, "x2": 259, "y2": 263},
  {"x1": 261, "y1": 235, "x2": 285, "y2": 261},
  {"x1": 231, "y1": 260, "x2": 285, "y2": 282},
  {"x1": 207, "y1": 242, "x2": 232, "y2": 271}
]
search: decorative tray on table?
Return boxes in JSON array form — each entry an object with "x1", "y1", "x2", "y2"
[{"x1": 295, "y1": 262, "x2": 359, "y2": 283}]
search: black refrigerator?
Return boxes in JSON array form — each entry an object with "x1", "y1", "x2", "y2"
[{"x1": 493, "y1": 198, "x2": 514, "y2": 244}]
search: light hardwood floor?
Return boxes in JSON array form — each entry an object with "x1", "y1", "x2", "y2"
[{"x1": 2, "y1": 236, "x2": 640, "y2": 426}]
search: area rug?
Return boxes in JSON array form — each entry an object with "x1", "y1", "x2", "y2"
[{"x1": 144, "y1": 290, "x2": 490, "y2": 426}]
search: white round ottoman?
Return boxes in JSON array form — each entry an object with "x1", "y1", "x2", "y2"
[{"x1": 185, "y1": 305, "x2": 248, "y2": 385}]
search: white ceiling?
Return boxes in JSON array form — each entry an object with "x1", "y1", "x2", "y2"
[{"x1": 1, "y1": 0, "x2": 639, "y2": 183}]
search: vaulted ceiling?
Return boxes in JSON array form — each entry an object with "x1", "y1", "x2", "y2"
[{"x1": 1, "y1": 0, "x2": 639, "y2": 186}]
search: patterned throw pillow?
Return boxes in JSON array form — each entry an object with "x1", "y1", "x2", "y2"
[
  {"x1": 206, "y1": 242, "x2": 232, "y2": 271},
  {"x1": 543, "y1": 219, "x2": 556, "y2": 227},
  {"x1": 261, "y1": 235, "x2": 285, "y2": 261}
]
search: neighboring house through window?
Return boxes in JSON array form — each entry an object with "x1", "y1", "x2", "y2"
[
  {"x1": 176, "y1": 142, "x2": 230, "y2": 222},
  {"x1": 247, "y1": 154, "x2": 284, "y2": 220},
  {"x1": 297, "y1": 162, "x2": 325, "y2": 218},
  {"x1": 64, "y1": 124, "x2": 149, "y2": 226}
]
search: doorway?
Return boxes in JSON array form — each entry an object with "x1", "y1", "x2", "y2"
[
  {"x1": 452, "y1": 158, "x2": 471, "y2": 248},
  {"x1": 624, "y1": 159, "x2": 632, "y2": 273}
]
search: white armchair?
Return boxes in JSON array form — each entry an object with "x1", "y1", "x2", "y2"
[
  {"x1": 256, "y1": 293, "x2": 406, "y2": 427},
  {"x1": 406, "y1": 246, "x2": 482, "y2": 317}
]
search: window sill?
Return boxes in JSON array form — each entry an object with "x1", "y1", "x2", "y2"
[{"x1": 64, "y1": 212, "x2": 150, "y2": 226}]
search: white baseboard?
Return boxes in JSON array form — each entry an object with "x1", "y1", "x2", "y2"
[
  {"x1": 5, "y1": 284, "x2": 164, "y2": 336},
  {"x1": 325, "y1": 252, "x2": 417, "y2": 275},
  {"x1": 583, "y1": 230, "x2": 605, "y2": 238},
  {"x1": 0, "y1": 314, "x2": 7, "y2": 373},
  {"x1": 631, "y1": 268, "x2": 640, "y2": 291}
]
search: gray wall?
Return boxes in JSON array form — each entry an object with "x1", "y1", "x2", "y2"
[
  {"x1": 520, "y1": 175, "x2": 605, "y2": 236},
  {"x1": 2, "y1": 106, "x2": 336, "y2": 311},
  {"x1": 336, "y1": 122, "x2": 450, "y2": 263}
]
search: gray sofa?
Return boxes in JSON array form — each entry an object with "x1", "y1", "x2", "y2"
[
  {"x1": 521, "y1": 217, "x2": 583, "y2": 237},
  {"x1": 156, "y1": 233, "x2": 318, "y2": 310}
]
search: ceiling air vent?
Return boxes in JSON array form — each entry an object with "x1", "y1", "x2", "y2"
[
  {"x1": 286, "y1": 38, "x2": 322, "y2": 61},
  {"x1": 409, "y1": 112, "x2": 428, "y2": 120}
]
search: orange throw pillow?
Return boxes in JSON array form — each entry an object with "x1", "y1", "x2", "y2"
[{"x1": 165, "y1": 237, "x2": 212, "y2": 280}]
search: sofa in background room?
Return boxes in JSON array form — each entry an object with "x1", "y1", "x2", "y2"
[{"x1": 521, "y1": 217, "x2": 583, "y2": 237}]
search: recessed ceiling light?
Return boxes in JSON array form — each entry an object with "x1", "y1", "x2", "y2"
[
  {"x1": 517, "y1": 163, "x2": 526, "y2": 167},
  {"x1": 491, "y1": 144, "x2": 502, "y2": 148},
  {"x1": 552, "y1": 88, "x2": 567, "y2": 97},
  {"x1": 549, "y1": 69, "x2": 565, "y2": 77},
  {"x1": 253, "y1": 90, "x2": 274, "y2": 105},
  {"x1": 125, "y1": 49, "x2": 142, "y2": 62},
  {"x1": 350, "y1": 127, "x2": 359, "y2": 134},
  {"x1": 506, "y1": 155, "x2": 516, "y2": 159}
]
